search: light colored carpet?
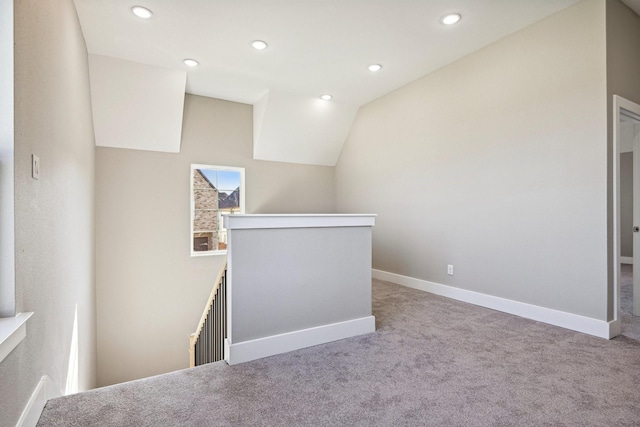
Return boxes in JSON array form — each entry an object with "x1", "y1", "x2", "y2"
[{"x1": 38, "y1": 279, "x2": 640, "y2": 426}]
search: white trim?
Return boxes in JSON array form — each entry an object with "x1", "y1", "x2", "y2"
[
  {"x1": 190, "y1": 164, "x2": 245, "y2": 257},
  {"x1": 0, "y1": 312, "x2": 33, "y2": 364},
  {"x1": 225, "y1": 316, "x2": 375, "y2": 365},
  {"x1": 620, "y1": 256, "x2": 633, "y2": 264},
  {"x1": 373, "y1": 269, "x2": 616, "y2": 339},
  {"x1": 614, "y1": 95, "x2": 640, "y2": 325},
  {"x1": 223, "y1": 214, "x2": 376, "y2": 230},
  {"x1": 609, "y1": 318, "x2": 621, "y2": 338},
  {"x1": 614, "y1": 95, "x2": 621, "y2": 329},
  {"x1": 16, "y1": 375, "x2": 60, "y2": 427}
]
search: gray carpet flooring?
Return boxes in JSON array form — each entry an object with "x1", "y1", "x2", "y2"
[{"x1": 38, "y1": 279, "x2": 640, "y2": 426}]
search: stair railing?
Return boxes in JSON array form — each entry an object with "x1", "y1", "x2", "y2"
[{"x1": 189, "y1": 259, "x2": 227, "y2": 367}]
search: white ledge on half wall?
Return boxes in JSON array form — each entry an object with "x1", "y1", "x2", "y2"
[
  {"x1": 223, "y1": 213, "x2": 376, "y2": 230},
  {"x1": 0, "y1": 312, "x2": 33, "y2": 363}
]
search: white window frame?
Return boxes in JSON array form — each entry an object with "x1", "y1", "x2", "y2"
[{"x1": 190, "y1": 164, "x2": 245, "y2": 257}]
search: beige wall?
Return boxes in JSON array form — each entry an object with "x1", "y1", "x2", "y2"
[
  {"x1": 0, "y1": 0, "x2": 97, "y2": 425},
  {"x1": 336, "y1": 0, "x2": 608, "y2": 320},
  {"x1": 607, "y1": 0, "x2": 640, "y2": 317},
  {"x1": 96, "y1": 94, "x2": 335, "y2": 386}
]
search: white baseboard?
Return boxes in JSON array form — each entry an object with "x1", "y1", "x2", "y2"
[
  {"x1": 16, "y1": 375, "x2": 60, "y2": 427},
  {"x1": 609, "y1": 318, "x2": 621, "y2": 338},
  {"x1": 620, "y1": 256, "x2": 633, "y2": 264},
  {"x1": 225, "y1": 316, "x2": 375, "y2": 365},
  {"x1": 373, "y1": 269, "x2": 615, "y2": 339}
]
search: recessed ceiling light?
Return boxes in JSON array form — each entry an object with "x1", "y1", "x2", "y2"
[
  {"x1": 131, "y1": 6, "x2": 153, "y2": 19},
  {"x1": 183, "y1": 59, "x2": 199, "y2": 67},
  {"x1": 320, "y1": 94, "x2": 333, "y2": 101},
  {"x1": 368, "y1": 64, "x2": 382, "y2": 72},
  {"x1": 440, "y1": 13, "x2": 461, "y2": 25},
  {"x1": 251, "y1": 40, "x2": 268, "y2": 50}
]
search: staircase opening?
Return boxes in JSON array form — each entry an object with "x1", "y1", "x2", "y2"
[{"x1": 189, "y1": 259, "x2": 227, "y2": 367}]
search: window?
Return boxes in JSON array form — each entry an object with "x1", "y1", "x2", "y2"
[{"x1": 190, "y1": 164, "x2": 244, "y2": 256}]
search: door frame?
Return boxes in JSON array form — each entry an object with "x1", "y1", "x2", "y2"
[{"x1": 613, "y1": 95, "x2": 640, "y2": 336}]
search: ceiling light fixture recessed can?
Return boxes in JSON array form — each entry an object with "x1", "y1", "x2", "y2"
[
  {"x1": 251, "y1": 40, "x2": 268, "y2": 50},
  {"x1": 440, "y1": 13, "x2": 461, "y2": 25},
  {"x1": 368, "y1": 64, "x2": 382, "y2": 72},
  {"x1": 131, "y1": 6, "x2": 153, "y2": 19},
  {"x1": 183, "y1": 58, "x2": 199, "y2": 67},
  {"x1": 320, "y1": 94, "x2": 333, "y2": 101}
]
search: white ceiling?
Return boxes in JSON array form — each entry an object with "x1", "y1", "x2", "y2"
[
  {"x1": 75, "y1": 0, "x2": 640, "y2": 165},
  {"x1": 73, "y1": 0, "x2": 587, "y2": 107}
]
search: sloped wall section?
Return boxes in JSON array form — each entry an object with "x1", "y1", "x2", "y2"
[
  {"x1": 253, "y1": 90, "x2": 358, "y2": 166},
  {"x1": 89, "y1": 55, "x2": 186, "y2": 153}
]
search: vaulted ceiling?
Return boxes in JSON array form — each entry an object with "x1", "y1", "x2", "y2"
[{"x1": 74, "y1": 0, "x2": 637, "y2": 165}]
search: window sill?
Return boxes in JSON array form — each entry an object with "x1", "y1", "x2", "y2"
[
  {"x1": 191, "y1": 250, "x2": 227, "y2": 257},
  {"x1": 0, "y1": 312, "x2": 33, "y2": 363}
]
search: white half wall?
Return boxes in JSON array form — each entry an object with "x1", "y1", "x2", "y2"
[
  {"x1": 88, "y1": 54, "x2": 186, "y2": 153},
  {"x1": 253, "y1": 90, "x2": 359, "y2": 166},
  {"x1": 224, "y1": 214, "x2": 375, "y2": 364}
]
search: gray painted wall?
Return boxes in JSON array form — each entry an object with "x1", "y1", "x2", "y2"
[
  {"x1": 229, "y1": 227, "x2": 372, "y2": 343},
  {"x1": 96, "y1": 94, "x2": 335, "y2": 386},
  {"x1": 606, "y1": 0, "x2": 640, "y2": 317},
  {"x1": 620, "y1": 152, "x2": 633, "y2": 258},
  {"x1": 336, "y1": 0, "x2": 609, "y2": 320},
  {"x1": 0, "y1": 0, "x2": 97, "y2": 425}
]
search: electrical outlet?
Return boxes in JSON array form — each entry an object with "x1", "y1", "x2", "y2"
[
  {"x1": 447, "y1": 264, "x2": 453, "y2": 275},
  {"x1": 32, "y1": 155, "x2": 40, "y2": 180}
]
